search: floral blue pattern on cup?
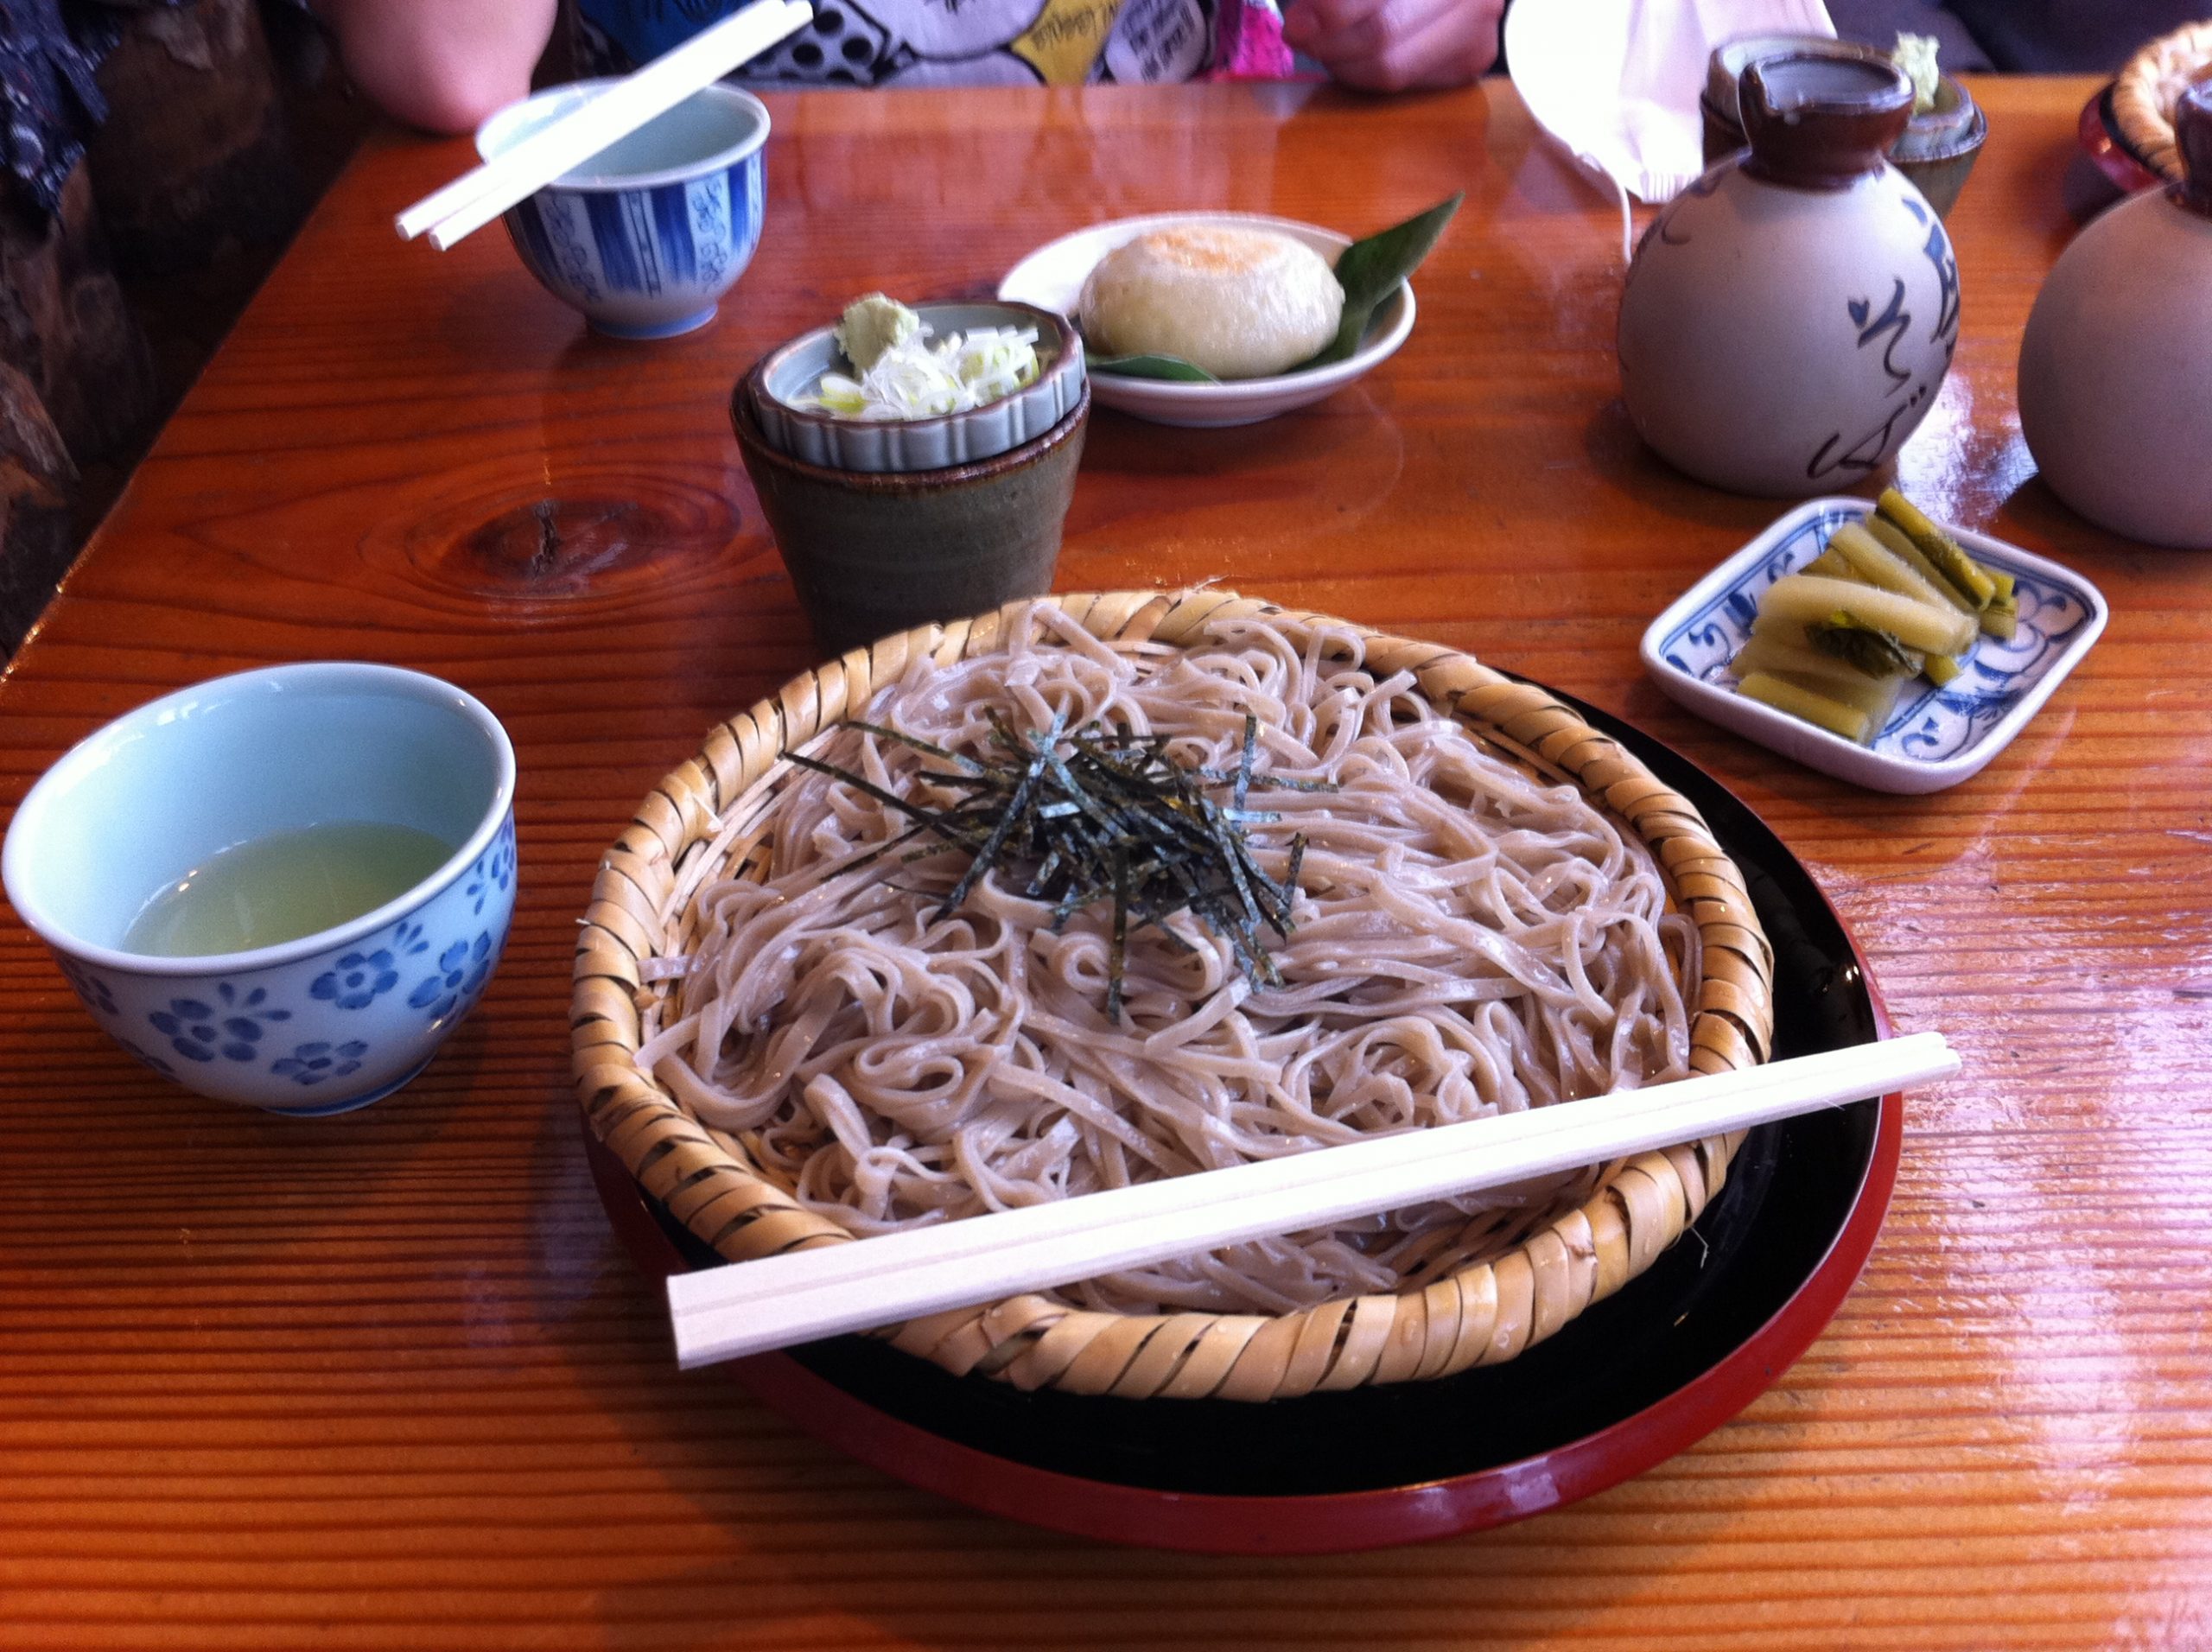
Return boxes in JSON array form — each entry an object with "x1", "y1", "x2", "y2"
[
  {"x1": 410, "y1": 932, "x2": 496, "y2": 1023},
  {"x1": 114, "y1": 896, "x2": 507, "y2": 1096},
  {"x1": 148, "y1": 982, "x2": 293, "y2": 1064},
  {"x1": 464, "y1": 817, "x2": 516, "y2": 917},
  {"x1": 273, "y1": 1039, "x2": 371, "y2": 1086},
  {"x1": 110, "y1": 890, "x2": 506, "y2": 1099},
  {"x1": 311, "y1": 949, "x2": 400, "y2": 1010},
  {"x1": 57, "y1": 956, "x2": 118, "y2": 1015},
  {"x1": 100, "y1": 888, "x2": 505, "y2": 1099}
]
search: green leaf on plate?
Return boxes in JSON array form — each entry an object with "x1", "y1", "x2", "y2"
[
  {"x1": 1300, "y1": 191, "x2": 1465, "y2": 369},
  {"x1": 1088, "y1": 353, "x2": 1221, "y2": 383}
]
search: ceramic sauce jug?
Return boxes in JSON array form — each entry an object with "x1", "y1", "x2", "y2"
[
  {"x1": 1618, "y1": 54, "x2": 1961, "y2": 498},
  {"x1": 2018, "y1": 85, "x2": 2212, "y2": 550}
]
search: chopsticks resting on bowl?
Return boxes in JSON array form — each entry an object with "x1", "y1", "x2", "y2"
[
  {"x1": 665, "y1": 1030, "x2": 1957, "y2": 1370},
  {"x1": 395, "y1": 0, "x2": 812, "y2": 251}
]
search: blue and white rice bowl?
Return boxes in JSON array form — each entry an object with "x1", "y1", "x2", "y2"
[
  {"x1": 477, "y1": 80, "x2": 769, "y2": 341},
  {"x1": 2, "y1": 664, "x2": 518, "y2": 1116}
]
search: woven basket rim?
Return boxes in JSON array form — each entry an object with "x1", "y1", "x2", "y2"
[{"x1": 571, "y1": 590, "x2": 1777, "y2": 1401}]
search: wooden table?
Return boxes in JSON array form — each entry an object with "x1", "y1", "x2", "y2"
[{"x1": 4, "y1": 77, "x2": 2208, "y2": 1649}]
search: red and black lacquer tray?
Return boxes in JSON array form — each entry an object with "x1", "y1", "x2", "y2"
[{"x1": 582, "y1": 691, "x2": 1902, "y2": 1554}]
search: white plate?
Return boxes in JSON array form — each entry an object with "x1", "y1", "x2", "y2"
[
  {"x1": 996, "y1": 213, "x2": 1415, "y2": 429},
  {"x1": 1641, "y1": 498, "x2": 2109, "y2": 794}
]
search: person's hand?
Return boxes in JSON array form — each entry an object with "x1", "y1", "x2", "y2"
[{"x1": 1281, "y1": 0, "x2": 1503, "y2": 92}]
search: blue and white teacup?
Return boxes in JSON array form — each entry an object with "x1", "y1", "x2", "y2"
[
  {"x1": 2, "y1": 664, "x2": 518, "y2": 1116},
  {"x1": 477, "y1": 80, "x2": 769, "y2": 341}
]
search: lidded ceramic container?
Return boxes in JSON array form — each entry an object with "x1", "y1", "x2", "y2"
[
  {"x1": 1619, "y1": 54, "x2": 1961, "y2": 498},
  {"x1": 2018, "y1": 86, "x2": 2212, "y2": 550}
]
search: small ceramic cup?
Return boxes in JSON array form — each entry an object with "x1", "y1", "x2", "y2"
[
  {"x1": 2, "y1": 664, "x2": 518, "y2": 1116},
  {"x1": 1888, "y1": 74, "x2": 1989, "y2": 219},
  {"x1": 747, "y1": 302, "x2": 1085, "y2": 473},
  {"x1": 476, "y1": 79, "x2": 768, "y2": 340},
  {"x1": 733, "y1": 367, "x2": 1090, "y2": 657}
]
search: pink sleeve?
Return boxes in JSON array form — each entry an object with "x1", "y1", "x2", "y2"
[{"x1": 1208, "y1": 0, "x2": 1300, "y2": 80}]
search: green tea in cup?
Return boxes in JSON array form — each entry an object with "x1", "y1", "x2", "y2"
[{"x1": 123, "y1": 821, "x2": 453, "y2": 957}]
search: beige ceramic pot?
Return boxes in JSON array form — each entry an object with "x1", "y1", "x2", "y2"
[
  {"x1": 2018, "y1": 86, "x2": 2212, "y2": 550},
  {"x1": 1620, "y1": 54, "x2": 1960, "y2": 499}
]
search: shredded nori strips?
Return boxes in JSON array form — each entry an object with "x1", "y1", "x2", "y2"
[{"x1": 784, "y1": 713, "x2": 1320, "y2": 1024}]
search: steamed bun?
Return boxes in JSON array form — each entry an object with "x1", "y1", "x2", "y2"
[{"x1": 1078, "y1": 226, "x2": 1344, "y2": 380}]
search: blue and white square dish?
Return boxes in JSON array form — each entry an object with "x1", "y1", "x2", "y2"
[{"x1": 1641, "y1": 497, "x2": 2107, "y2": 793}]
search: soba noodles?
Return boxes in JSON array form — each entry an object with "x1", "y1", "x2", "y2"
[{"x1": 636, "y1": 606, "x2": 1700, "y2": 1315}]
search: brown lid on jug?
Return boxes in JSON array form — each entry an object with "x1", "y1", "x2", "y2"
[{"x1": 1739, "y1": 53, "x2": 1915, "y2": 187}]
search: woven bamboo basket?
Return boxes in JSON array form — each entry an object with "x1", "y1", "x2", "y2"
[{"x1": 572, "y1": 590, "x2": 1776, "y2": 1401}]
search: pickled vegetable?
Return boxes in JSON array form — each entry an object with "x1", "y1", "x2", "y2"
[
  {"x1": 1737, "y1": 672, "x2": 1873, "y2": 743},
  {"x1": 1760, "y1": 575, "x2": 1978, "y2": 655},
  {"x1": 1863, "y1": 515, "x2": 1977, "y2": 613},
  {"x1": 1777, "y1": 522, "x2": 1967, "y2": 686},
  {"x1": 1732, "y1": 637, "x2": 1906, "y2": 718},
  {"x1": 1723, "y1": 492, "x2": 2005, "y2": 746},
  {"x1": 1827, "y1": 521, "x2": 1961, "y2": 611},
  {"x1": 1749, "y1": 609, "x2": 1926, "y2": 673},
  {"x1": 1805, "y1": 613, "x2": 1921, "y2": 677},
  {"x1": 1877, "y1": 488, "x2": 1998, "y2": 608}
]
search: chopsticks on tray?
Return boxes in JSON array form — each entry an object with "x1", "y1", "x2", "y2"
[
  {"x1": 665, "y1": 1031, "x2": 1958, "y2": 1370},
  {"x1": 394, "y1": 0, "x2": 812, "y2": 251}
]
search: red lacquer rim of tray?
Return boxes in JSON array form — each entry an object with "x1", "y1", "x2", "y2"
[
  {"x1": 2080, "y1": 82, "x2": 2164, "y2": 196},
  {"x1": 583, "y1": 947, "x2": 1901, "y2": 1557}
]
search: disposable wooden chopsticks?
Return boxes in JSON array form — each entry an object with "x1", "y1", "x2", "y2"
[
  {"x1": 666, "y1": 1031, "x2": 1957, "y2": 1369},
  {"x1": 394, "y1": 0, "x2": 812, "y2": 251}
]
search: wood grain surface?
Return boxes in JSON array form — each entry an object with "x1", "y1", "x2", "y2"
[{"x1": 3, "y1": 77, "x2": 2209, "y2": 1649}]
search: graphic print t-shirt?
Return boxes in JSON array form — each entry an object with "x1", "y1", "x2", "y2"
[{"x1": 571, "y1": 0, "x2": 1256, "y2": 87}]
